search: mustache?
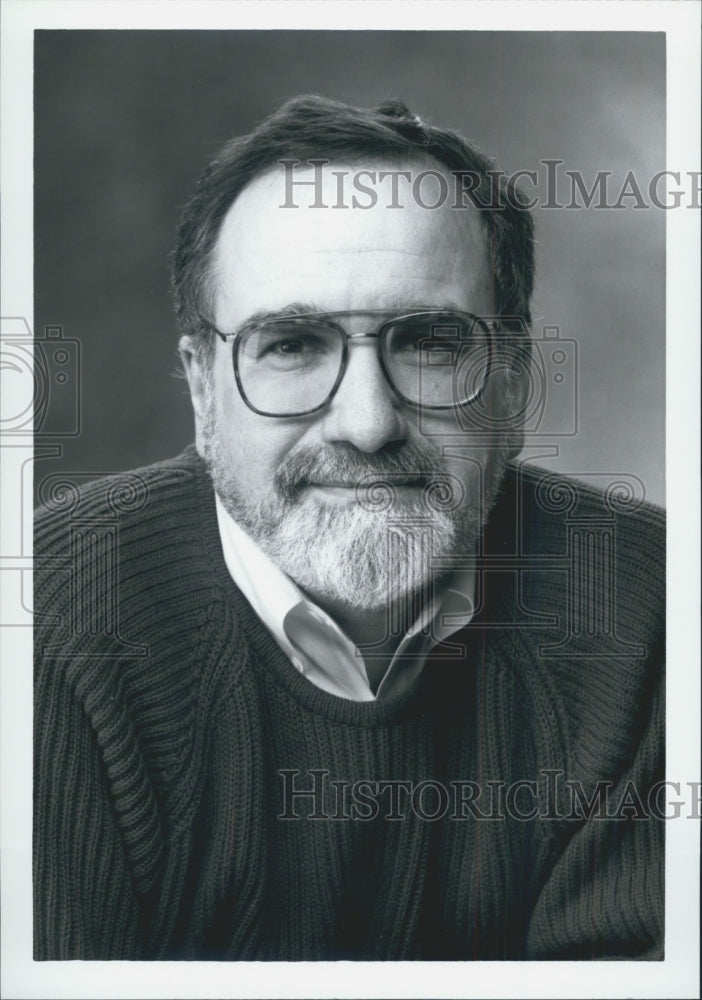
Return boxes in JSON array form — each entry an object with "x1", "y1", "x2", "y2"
[{"x1": 275, "y1": 441, "x2": 449, "y2": 501}]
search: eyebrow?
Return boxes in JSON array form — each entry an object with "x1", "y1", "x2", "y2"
[
  {"x1": 234, "y1": 303, "x2": 319, "y2": 334},
  {"x1": 226, "y1": 301, "x2": 469, "y2": 336}
]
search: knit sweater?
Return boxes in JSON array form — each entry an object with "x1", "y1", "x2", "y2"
[{"x1": 34, "y1": 446, "x2": 665, "y2": 960}]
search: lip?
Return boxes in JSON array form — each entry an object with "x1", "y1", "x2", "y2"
[
  {"x1": 303, "y1": 480, "x2": 428, "y2": 507},
  {"x1": 307, "y1": 478, "x2": 426, "y2": 489},
  {"x1": 308, "y1": 482, "x2": 361, "y2": 490}
]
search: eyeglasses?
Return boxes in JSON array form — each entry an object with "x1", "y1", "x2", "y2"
[{"x1": 202, "y1": 309, "x2": 498, "y2": 418}]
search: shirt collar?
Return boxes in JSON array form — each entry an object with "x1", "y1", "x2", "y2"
[{"x1": 215, "y1": 492, "x2": 475, "y2": 701}]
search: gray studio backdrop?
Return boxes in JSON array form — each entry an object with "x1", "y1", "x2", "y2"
[{"x1": 34, "y1": 31, "x2": 665, "y2": 506}]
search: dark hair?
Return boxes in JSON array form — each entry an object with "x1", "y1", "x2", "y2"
[{"x1": 172, "y1": 95, "x2": 535, "y2": 367}]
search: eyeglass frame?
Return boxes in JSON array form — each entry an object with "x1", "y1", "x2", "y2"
[{"x1": 198, "y1": 309, "x2": 505, "y2": 419}]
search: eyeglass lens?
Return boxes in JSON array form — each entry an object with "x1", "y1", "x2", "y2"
[{"x1": 236, "y1": 313, "x2": 490, "y2": 415}]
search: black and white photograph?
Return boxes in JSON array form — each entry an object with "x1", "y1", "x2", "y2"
[{"x1": 1, "y1": 2, "x2": 699, "y2": 998}]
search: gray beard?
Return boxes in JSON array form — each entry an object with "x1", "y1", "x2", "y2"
[{"x1": 201, "y1": 398, "x2": 510, "y2": 613}]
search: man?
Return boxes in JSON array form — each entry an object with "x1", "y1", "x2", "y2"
[{"x1": 34, "y1": 96, "x2": 664, "y2": 961}]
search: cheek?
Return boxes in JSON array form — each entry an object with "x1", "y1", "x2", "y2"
[
  {"x1": 212, "y1": 371, "x2": 304, "y2": 501},
  {"x1": 411, "y1": 398, "x2": 512, "y2": 501}
]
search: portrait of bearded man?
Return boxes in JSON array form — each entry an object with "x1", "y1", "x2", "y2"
[{"x1": 33, "y1": 93, "x2": 665, "y2": 963}]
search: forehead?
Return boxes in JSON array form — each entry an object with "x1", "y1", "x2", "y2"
[{"x1": 211, "y1": 157, "x2": 491, "y2": 323}]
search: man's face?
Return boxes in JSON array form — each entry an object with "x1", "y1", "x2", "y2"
[{"x1": 184, "y1": 158, "x2": 524, "y2": 613}]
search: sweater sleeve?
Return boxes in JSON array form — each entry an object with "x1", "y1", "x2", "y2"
[
  {"x1": 32, "y1": 454, "x2": 208, "y2": 960},
  {"x1": 525, "y1": 655, "x2": 665, "y2": 959},
  {"x1": 33, "y1": 652, "x2": 145, "y2": 960}
]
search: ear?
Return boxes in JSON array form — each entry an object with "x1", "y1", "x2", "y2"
[{"x1": 179, "y1": 335, "x2": 210, "y2": 459}]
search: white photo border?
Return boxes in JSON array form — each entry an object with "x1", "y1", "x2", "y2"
[{"x1": 1, "y1": 2, "x2": 699, "y2": 998}]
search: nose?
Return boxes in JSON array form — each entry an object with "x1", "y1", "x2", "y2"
[{"x1": 320, "y1": 340, "x2": 408, "y2": 453}]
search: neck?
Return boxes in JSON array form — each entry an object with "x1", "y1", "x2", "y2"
[{"x1": 307, "y1": 586, "x2": 431, "y2": 694}]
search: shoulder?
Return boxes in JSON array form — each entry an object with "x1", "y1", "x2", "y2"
[
  {"x1": 482, "y1": 463, "x2": 664, "y2": 777},
  {"x1": 33, "y1": 447, "x2": 243, "y2": 815},
  {"x1": 34, "y1": 445, "x2": 223, "y2": 660},
  {"x1": 494, "y1": 460, "x2": 664, "y2": 534},
  {"x1": 490, "y1": 461, "x2": 664, "y2": 592},
  {"x1": 34, "y1": 446, "x2": 205, "y2": 554}
]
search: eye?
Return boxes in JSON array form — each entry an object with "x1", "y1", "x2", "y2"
[
  {"x1": 239, "y1": 322, "x2": 341, "y2": 373},
  {"x1": 270, "y1": 336, "x2": 310, "y2": 356},
  {"x1": 390, "y1": 318, "x2": 469, "y2": 353},
  {"x1": 391, "y1": 326, "x2": 431, "y2": 352},
  {"x1": 260, "y1": 332, "x2": 327, "y2": 359}
]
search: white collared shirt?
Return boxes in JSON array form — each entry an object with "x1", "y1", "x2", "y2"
[{"x1": 215, "y1": 494, "x2": 475, "y2": 701}]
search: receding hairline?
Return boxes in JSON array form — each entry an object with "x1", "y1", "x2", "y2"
[
  {"x1": 202, "y1": 150, "x2": 493, "y2": 321},
  {"x1": 172, "y1": 95, "x2": 535, "y2": 376}
]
